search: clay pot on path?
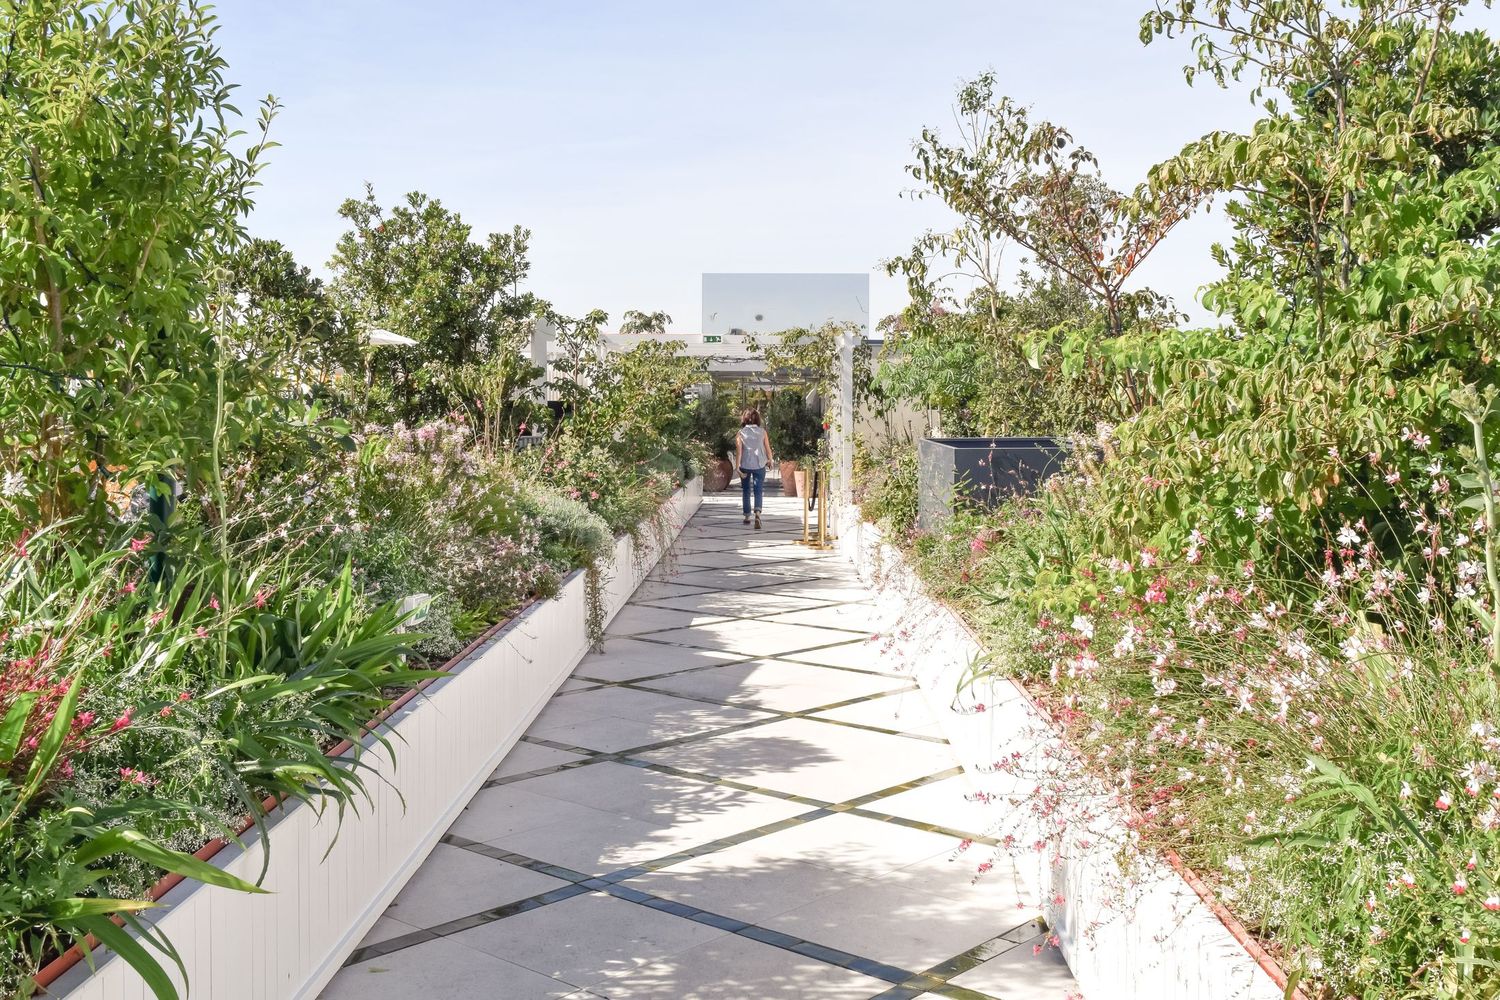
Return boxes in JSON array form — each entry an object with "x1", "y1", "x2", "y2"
[
  {"x1": 704, "y1": 456, "x2": 733, "y2": 492},
  {"x1": 781, "y1": 460, "x2": 801, "y2": 496}
]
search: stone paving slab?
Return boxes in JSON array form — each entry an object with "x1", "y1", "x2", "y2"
[{"x1": 322, "y1": 494, "x2": 1080, "y2": 1000}]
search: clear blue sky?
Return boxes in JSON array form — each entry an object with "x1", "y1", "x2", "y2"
[{"x1": 209, "y1": 1, "x2": 1500, "y2": 331}]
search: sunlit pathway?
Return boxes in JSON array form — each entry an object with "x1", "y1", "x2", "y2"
[{"x1": 322, "y1": 492, "x2": 1079, "y2": 999}]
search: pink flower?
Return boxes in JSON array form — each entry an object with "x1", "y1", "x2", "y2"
[
  {"x1": 1454, "y1": 874, "x2": 1469, "y2": 895},
  {"x1": 209, "y1": 596, "x2": 221, "y2": 612},
  {"x1": 1485, "y1": 896, "x2": 1500, "y2": 911},
  {"x1": 1436, "y1": 791, "x2": 1454, "y2": 811},
  {"x1": 129, "y1": 535, "x2": 152, "y2": 553},
  {"x1": 109, "y1": 709, "x2": 133, "y2": 733},
  {"x1": 970, "y1": 535, "x2": 988, "y2": 555},
  {"x1": 1460, "y1": 928, "x2": 1472, "y2": 945}
]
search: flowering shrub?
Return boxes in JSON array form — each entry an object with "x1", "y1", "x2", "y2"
[
  {"x1": 525, "y1": 434, "x2": 679, "y2": 537},
  {"x1": 881, "y1": 430, "x2": 1500, "y2": 997},
  {"x1": 221, "y1": 419, "x2": 561, "y2": 659}
]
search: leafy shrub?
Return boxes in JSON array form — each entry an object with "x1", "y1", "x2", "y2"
[
  {"x1": 766, "y1": 390, "x2": 821, "y2": 463},
  {"x1": 0, "y1": 532, "x2": 277, "y2": 997},
  {"x1": 853, "y1": 438, "x2": 920, "y2": 537},
  {"x1": 525, "y1": 435, "x2": 676, "y2": 537},
  {"x1": 685, "y1": 393, "x2": 737, "y2": 459},
  {"x1": 318, "y1": 420, "x2": 557, "y2": 658},
  {"x1": 526, "y1": 486, "x2": 614, "y2": 571}
]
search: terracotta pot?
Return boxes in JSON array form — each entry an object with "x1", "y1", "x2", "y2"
[
  {"x1": 704, "y1": 456, "x2": 733, "y2": 492},
  {"x1": 780, "y1": 460, "x2": 801, "y2": 496}
]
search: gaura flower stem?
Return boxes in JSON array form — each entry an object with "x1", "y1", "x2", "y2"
[{"x1": 1468, "y1": 409, "x2": 1500, "y2": 678}]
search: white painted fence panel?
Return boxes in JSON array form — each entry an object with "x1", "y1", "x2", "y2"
[
  {"x1": 834, "y1": 504, "x2": 1283, "y2": 1000},
  {"x1": 51, "y1": 480, "x2": 701, "y2": 1000}
]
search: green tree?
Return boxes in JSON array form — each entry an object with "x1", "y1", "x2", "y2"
[
  {"x1": 877, "y1": 269, "x2": 1110, "y2": 436},
  {"x1": 903, "y1": 74, "x2": 1191, "y2": 366},
  {"x1": 226, "y1": 238, "x2": 356, "y2": 397},
  {"x1": 618, "y1": 309, "x2": 672, "y2": 336},
  {"x1": 1103, "y1": 0, "x2": 1500, "y2": 557},
  {"x1": 0, "y1": 0, "x2": 275, "y2": 524},
  {"x1": 328, "y1": 187, "x2": 537, "y2": 424}
]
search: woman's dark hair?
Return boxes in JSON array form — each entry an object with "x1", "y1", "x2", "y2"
[{"x1": 740, "y1": 408, "x2": 761, "y2": 427}]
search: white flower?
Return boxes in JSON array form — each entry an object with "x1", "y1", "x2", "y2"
[
  {"x1": 1340, "y1": 634, "x2": 1367, "y2": 662},
  {"x1": 1071, "y1": 614, "x2": 1095, "y2": 641},
  {"x1": 1336, "y1": 524, "x2": 1361, "y2": 547},
  {"x1": 1255, "y1": 505, "x2": 1273, "y2": 524},
  {"x1": 0, "y1": 470, "x2": 24, "y2": 497}
]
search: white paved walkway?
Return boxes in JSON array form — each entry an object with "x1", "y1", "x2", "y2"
[{"x1": 323, "y1": 494, "x2": 1078, "y2": 999}]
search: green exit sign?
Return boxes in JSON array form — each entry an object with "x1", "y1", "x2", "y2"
[{"x1": 702, "y1": 335, "x2": 723, "y2": 343}]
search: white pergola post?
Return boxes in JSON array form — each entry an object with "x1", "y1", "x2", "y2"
[{"x1": 831, "y1": 327, "x2": 856, "y2": 532}]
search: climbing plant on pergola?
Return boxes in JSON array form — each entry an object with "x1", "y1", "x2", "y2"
[{"x1": 741, "y1": 321, "x2": 876, "y2": 404}]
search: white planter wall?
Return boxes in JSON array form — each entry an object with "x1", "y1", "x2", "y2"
[
  {"x1": 52, "y1": 480, "x2": 702, "y2": 1000},
  {"x1": 833, "y1": 505, "x2": 1283, "y2": 1000}
]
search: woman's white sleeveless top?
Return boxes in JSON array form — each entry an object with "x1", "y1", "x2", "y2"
[{"x1": 738, "y1": 426, "x2": 768, "y2": 470}]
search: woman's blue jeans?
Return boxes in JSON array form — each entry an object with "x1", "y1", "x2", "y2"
[{"x1": 740, "y1": 466, "x2": 765, "y2": 515}]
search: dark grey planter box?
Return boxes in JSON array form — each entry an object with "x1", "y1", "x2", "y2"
[{"x1": 917, "y1": 437, "x2": 1068, "y2": 531}]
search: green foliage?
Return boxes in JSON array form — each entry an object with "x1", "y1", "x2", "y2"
[
  {"x1": 853, "y1": 438, "x2": 920, "y2": 536},
  {"x1": 227, "y1": 238, "x2": 357, "y2": 397},
  {"x1": 0, "y1": 532, "x2": 276, "y2": 997},
  {"x1": 524, "y1": 435, "x2": 676, "y2": 536},
  {"x1": 903, "y1": 72, "x2": 1189, "y2": 350},
  {"x1": 322, "y1": 421, "x2": 557, "y2": 658},
  {"x1": 686, "y1": 393, "x2": 737, "y2": 459},
  {"x1": 0, "y1": 0, "x2": 277, "y2": 525},
  {"x1": 867, "y1": 5, "x2": 1500, "y2": 996},
  {"x1": 0, "y1": 5, "x2": 703, "y2": 995},
  {"x1": 526, "y1": 488, "x2": 614, "y2": 571},
  {"x1": 877, "y1": 269, "x2": 1112, "y2": 436},
  {"x1": 1080, "y1": 0, "x2": 1500, "y2": 566},
  {"x1": 328, "y1": 186, "x2": 538, "y2": 425},
  {"x1": 744, "y1": 321, "x2": 873, "y2": 403},
  {"x1": 561, "y1": 338, "x2": 706, "y2": 462},
  {"x1": 765, "y1": 391, "x2": 821, "y2": 463}
]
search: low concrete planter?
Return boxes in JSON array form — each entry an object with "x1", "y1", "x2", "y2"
[
  {"x1": 916, "y1": 436, "x2": 1067, "y2": 531},
  {"x1": 834, "y1": 503, "x2": 1285, "y2": 1000},
  {"x1": 44, "y1": 480, "x2": 702, "y2": 1000}
]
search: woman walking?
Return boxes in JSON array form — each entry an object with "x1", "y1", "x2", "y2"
[{"x1": 736, "y1": 408, "x2": 774, "y2": 529}]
